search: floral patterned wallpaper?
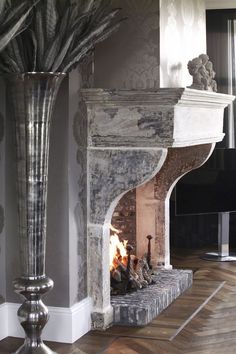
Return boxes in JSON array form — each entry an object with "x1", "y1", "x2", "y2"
[{"x1": 94, "y1": 0, "x2": 160, "y2": 89}]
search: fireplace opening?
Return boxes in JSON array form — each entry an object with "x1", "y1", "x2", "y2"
[
  {"x1": 109, "y1": 223, "x2": 154, "y2": 296},
  {"x1": 109, "y1": 187, "x2": 193, "y2": 327}
]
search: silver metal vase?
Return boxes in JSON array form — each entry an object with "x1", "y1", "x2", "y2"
[{"x1": 6, "y1": 72, "x2": 66, "y2": 354}]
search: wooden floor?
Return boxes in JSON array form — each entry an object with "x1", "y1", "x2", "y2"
[{"x1": 2, "y1": 248, "x2": 236, "y2": 354}]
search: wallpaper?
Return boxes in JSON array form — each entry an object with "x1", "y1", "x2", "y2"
[
  {"x1": 160, "y1": 0, "x2": 206, "y2": 87},
  {"x1": 95, "y1": 0, "x2": 160, "y2": 89}
]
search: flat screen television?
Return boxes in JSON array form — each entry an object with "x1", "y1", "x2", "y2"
[{"x1": 175, "y1": 148, "x2": 236, "y2": 215}]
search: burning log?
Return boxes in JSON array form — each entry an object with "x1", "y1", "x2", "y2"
[
  {"x1": 109, "y1": 225, "x2": 155, "y2": 295},
  {"x1": 111, "y1": 255, "x2": 142, "y2": 295},
  {"x1": 141, "y1": 256, "x2": 153, "y2": 284},
  {"x1": 134, "y1": 258, "x2": 149, "y2": 287},
  {"x1": 126, "y1": 244, "x2": 133, "y2": 278},
  {"x1": 111, "y1": 268, "x2": 121, "y2": 282},
  {"x1": 110, "y1": 253, "x2": 154, "y2": 295}
]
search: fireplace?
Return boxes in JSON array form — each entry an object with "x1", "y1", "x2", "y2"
[{"x1": 78, "y1": 87, "x2": 234, "y2": 329}]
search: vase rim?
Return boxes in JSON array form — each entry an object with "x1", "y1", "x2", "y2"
[{"x1": 3, "y1": 71, "x2": 67, "y2": 77}]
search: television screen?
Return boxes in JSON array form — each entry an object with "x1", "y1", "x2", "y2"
[{"x1": 175, "y1": 148, "x2": 236, "y2": 215}]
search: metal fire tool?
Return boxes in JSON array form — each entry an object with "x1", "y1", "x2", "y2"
[{"x1": 146, "y1": 235, "x2": 153, "y2": 269}]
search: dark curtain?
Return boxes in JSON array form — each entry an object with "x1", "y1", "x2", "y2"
[
  {"x1": 206, "y1": 10, "x2": 236, "y2": 247},
  {"x1": 207, "y1": 10, "x2": 236, "y2": 148}
]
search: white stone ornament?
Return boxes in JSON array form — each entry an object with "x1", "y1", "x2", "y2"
[{"x1": 188, "y1": 53, "x2": 217, "y2": 92}]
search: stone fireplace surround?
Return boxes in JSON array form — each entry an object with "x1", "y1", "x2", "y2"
[{"x1": 79, "y1": 87, "x2": 234, "y2": 329}]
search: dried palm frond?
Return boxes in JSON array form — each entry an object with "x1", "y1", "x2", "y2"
[
  {"x1": 0, "y1": 0, "x2": 124, "y2": 73},
  {"x1": 0, "y1": 0, "x2": 35, "y2": 54}
]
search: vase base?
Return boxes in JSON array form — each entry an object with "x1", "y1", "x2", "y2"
[{"x1": 13, "y1": 343, "x2": 58, "y2": 354}]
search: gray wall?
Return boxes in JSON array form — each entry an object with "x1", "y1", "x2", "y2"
[
  {"x1": 95, "y1": 0, "x2": 160, "y2": 89},
  {"x1": 68, "y1": 59, "x2": 94, "y2": 305}
]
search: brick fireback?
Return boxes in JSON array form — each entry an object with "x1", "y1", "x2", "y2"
[{"x1": 111, "y1": 189, "x2": 136, "y2": 250}]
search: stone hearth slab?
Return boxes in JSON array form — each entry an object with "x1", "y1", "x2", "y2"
[{"x1": 111, "y1": 269, "x2": 192, "y2": 326}]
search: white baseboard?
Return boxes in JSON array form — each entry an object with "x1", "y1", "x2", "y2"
[{"x1": 0, "y1": 297, "x2": 92, "y2": 344}]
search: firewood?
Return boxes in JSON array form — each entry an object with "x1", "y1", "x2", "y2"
[
  {"x1": 111, "y1": 268, "x2": 121, "y2": 282},
  {"x1": 134, "y1": 259, "x2": 149, "y2": 287},
  {"x1": 142, "y1": 256, "x2": 154, "y2": 284}
]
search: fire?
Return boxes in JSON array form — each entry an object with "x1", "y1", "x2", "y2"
[{"x1": 109, "y1": 224, "x2": 128, "y2": 270}]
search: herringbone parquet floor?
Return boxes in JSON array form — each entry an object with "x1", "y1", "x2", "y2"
[{"x1": 1, "y1": 248, "x2": 236, "y2": 354}]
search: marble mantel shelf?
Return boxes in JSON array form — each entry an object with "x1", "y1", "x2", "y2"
[
  {"x1": 81, "y1": 87, "x2": 234, "y2": 106},
  {"x1": 81, "y1": 87, "x2": 235, "y2": 148}
]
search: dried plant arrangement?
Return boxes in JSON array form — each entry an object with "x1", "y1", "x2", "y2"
[
  {"x1": 0, "y1": 0, "x2": 124, "y2": 73},
  {"x1": 0, "y1": 0, "x2": 34, "y2": 55}
]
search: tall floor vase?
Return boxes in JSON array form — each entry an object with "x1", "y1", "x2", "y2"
[{"x1": 6, "y1": 72, "x2": 66, "y2": 354}]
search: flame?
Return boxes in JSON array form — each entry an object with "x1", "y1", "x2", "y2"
[
  {"x1": 109, "y1": 224, "x2": 122, "y2": 234},
  {"x1": 109, "y1": 225, "x2": 128, "y2": 270}
]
